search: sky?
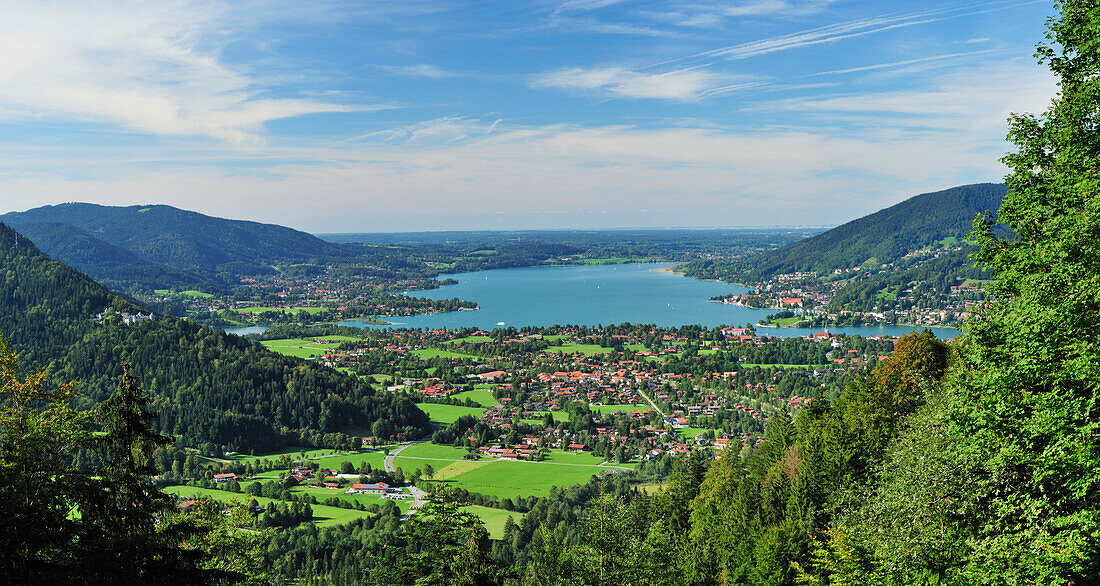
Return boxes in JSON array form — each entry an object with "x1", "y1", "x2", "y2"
[{"x1": 0, "y1": 0, "x2": 1058, "y2": 233}]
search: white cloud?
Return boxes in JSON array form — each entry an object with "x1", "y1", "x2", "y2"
[
  {"x1": 0, "y1": 56, "x2": 1054, "y2": 232},
  {"x1": 0, "y1": 0, "x2": 355, "y2": 143},
  {"x1": 768, "y1": 60, "x2": 1054, "y2": 134},
  {"x1": 531, "y1": 66, "x2": 754, "y2": 101}
]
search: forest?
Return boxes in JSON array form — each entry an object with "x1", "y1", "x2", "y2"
[{"x1": 0, "y1": 222, "x2": 430, "y2": 452}]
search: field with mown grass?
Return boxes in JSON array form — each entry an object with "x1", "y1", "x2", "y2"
[
  {"x1": 412, "y1": 348, "x2": 480, "y2": 360},
  {"x1": 163, "y1": 485, "x2": 384, "y2": 527},
  {"x1": 418, "y1": 402, "x2": 487, "y2": 425},
  {"x1": 260, "y1": 336, "x2": 357, "y2": 359}
]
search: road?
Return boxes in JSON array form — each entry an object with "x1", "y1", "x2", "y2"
[
  {"x1": 635, "y1": 385, "x2": 666, "y2": 419},
  {"x1": 385, "y1": 434, "x2": 434, "y2": 520}
]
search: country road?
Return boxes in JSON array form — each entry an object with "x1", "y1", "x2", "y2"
[{"x1": 385, "y1": 434, "x2": 434, "y2": 520}]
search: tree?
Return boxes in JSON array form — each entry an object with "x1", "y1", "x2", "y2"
[
  {"x1": 0, "y1": 336, "x2": 91, "y2": 582},
  {"x1": 405, "y1": 489, "x2": 502, "y2": 585},
  {"x1": 947, "y1": 1, "x2": 1100, "y2": 580},
  {"x1": 80, "y1": 364, "x2": 202, "y2": 582}
]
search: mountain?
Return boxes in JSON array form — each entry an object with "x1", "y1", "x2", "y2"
[
  {"x1": 8, "y1": 221, "x2": 207, "y2": 292},
  {"x1": 0, "y1": 222, "x2": 429, "y2": 451},
  {"x1": 740, "y1": 183, "x2": 1007, "y2": 278},
  {"x1": 0, "y1": 203, "x2": 347, "y2": 289}
]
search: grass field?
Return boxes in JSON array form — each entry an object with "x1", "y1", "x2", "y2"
[
  {"x1": 465, "y1": 505, "x2": 520, "y2": 539},
  {"x1": 398, "y1": 442, "x2": 478, "y2": 461},
  {"x1": 760, "y1": 316, "x2": 803, "y2": 326},
  {"x1": 154, "y1": 289, "x2": 213, "y2": 298},
  {"x1": 221, "y1": 447, "x2": 334, "y2": 464},
  {"x1": 261, "y1": 337, "x2": 355, "y2": 359},
  {"x1": 163, "y1": 485, "x2": 376, "y2": 527},
  {"x1": 589, "y1": 404, "x2": 648, "y2": 415},
  {"x1": 412, "y1": 348, "x2": 479, "y2": 360},
  {"x1": 545, "y1": 342, "x2": 613, "y2": 356},
  {"x1": 311, "y1": 450, "x2": 390, "y2": 471},
  {"x1": 433, "y1": 459, "x2": 613, "y2": 500},
  {"x1": 418, "y1": 403, "x2": 487, "y2": 425},
  {"x1": 445, "y1": 336, "x2": 492, "y2": 344},
  {"x1": 451, "y1": 389, "x2": 499, "y2": 407},
  {"x1": 411, "y1": 444, "x2": 631, "y2": 500},
  {"x1": 676, "y1": 427, "x2": 709, "y2": 439},
  {"x1": 294, "y1": 485, "x2": 414, "y2": 514}
]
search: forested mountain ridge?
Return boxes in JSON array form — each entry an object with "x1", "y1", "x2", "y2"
[
  {"x1": 0, "y1": 203, "x2": 347, "y2": 289},
  {"x1": 721, "y1": 183, "x2": 1007, "y2": 279},
  {"x1": 0, "y1": 222, "x2": 430, "y2": 451}
]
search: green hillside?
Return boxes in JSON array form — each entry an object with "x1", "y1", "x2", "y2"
[
  {"x1": 679, "y1": 183, "x2": 1007, "y2": 282},
  {"x1": 0, "y1": 203, "x2": 348, "y2": 288},
  {"x1": 9, "y1": 221, "x2": 211, "y2": 291},
  {"x1": 0, "y1": 222, "x2": 429, "y2": 452}
]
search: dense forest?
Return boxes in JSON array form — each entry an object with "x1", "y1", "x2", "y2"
[{"x1": 0, "y1": 222, "x2": 430, "y2": 452}]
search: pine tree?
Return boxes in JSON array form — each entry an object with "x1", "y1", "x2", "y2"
[{"x1": 80, "y1": 364, "x2": 203, "y2": 583}]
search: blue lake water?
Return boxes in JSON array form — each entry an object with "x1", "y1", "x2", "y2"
[{"x1": 338, "y1": 263, "x2": 959, "y2": 339}]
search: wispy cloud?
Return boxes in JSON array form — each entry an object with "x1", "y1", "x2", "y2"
[
  {"x1": 0, "y1": 1, "x2": 358, "y2": 144},
  {"x1": 375, "y1": 64, "x2": 463, "y2": 79},
  {"x1": 554, "y1": 0, "x2": 631, "y2": 13},
  {"x1": 813, "y1": 50, "x2": 996, "y2": 76},
  {"x1": 531, "y1": 67, "x2": 757, "y2": 100},
  {"x1": 647, "y1": 1, "x2": 1038, "y2": 69},
  {"x1": 643, "y1": 0, "x2": 839, "y2": 27}
]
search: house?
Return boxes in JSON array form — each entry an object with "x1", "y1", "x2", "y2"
[
  {"x1": 213, "y1": 473, "x2": 238, "y2": 483},
  {"x1": 567, "y1": 443, "x2": 587, "y2": 452},
  {"x1": 347, "y1": 482, "x2": 390, "y2": 495}
]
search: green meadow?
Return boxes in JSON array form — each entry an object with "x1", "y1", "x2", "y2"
[
  {"x1": 445, "y1": 335, "x2": 492, "y2": 344},
  {"x1": 451, "y1": 389, "x2": 499, "y2": 407},
  {"x1": 545, "y1": 342, "x2": 613, "y2": 356},
  {"x1": 221, "y1": 447, "x2": 334, "y2": 464},
  {"x1": 418, "y1": 403, "x2": 487, "y2": 425},
  {"x1": 163, "y1": 485, "x2": 379, "y2": 527},
  {"x1": 154, "y1": 289, "x2": 213, "y2": 298},
  {"x1": 311, "y1": 450, "x2": 390, "y2": 471},
  {"x1": 589, "y1": 404, "x2": 648, "y2": 415},
  {"x1": 465, "y1": 505, "x2": 519, "y2": 540},
  {"x1": 430, "y1": 459, "x2": 615, "y2": 500},
  {"x1": 412, "y1": 348, "x2": 479, "y2": 360},
  {"x1": 261, "y1": 337, "x2": 356, "y2": 359}
]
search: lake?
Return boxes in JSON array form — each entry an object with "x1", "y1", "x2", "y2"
[{"x1": 339, "y1": 263, "x2": 959, "y2": 339}]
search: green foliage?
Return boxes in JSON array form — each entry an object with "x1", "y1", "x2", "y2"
[
  {"x1": 0, "y1": 342, "x2": 245, "y2": 583},
  {"x1": 0, "y1": 335, "x2": 92, "y2": 582},
  {"x1": 941, "y1": 1, "x2": 1100, "y2": 581}
]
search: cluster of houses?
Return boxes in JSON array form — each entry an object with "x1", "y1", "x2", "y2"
[{"x1": 94, "y1": 310, "x2": 155, "y2": 324}]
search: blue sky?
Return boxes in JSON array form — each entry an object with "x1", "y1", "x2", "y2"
[{"x1": 0, "y1": 0, "x2": 1056, "y2": 232}]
